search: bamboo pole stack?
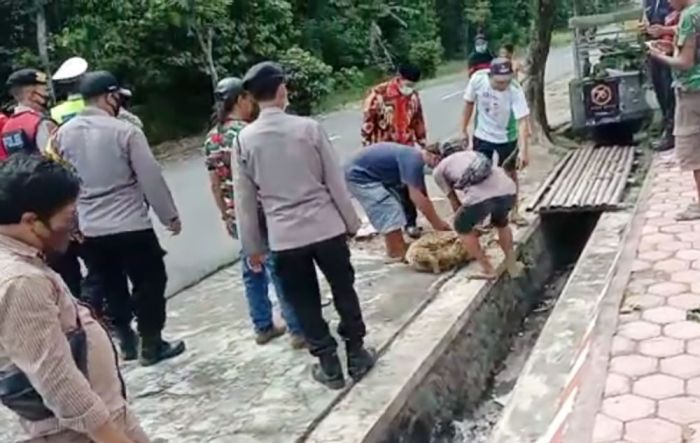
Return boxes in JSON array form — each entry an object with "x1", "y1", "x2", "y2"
[{"x1": 526, "y1": 145, "x2": 637, "y2": 213}]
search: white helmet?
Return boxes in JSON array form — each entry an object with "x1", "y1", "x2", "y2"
[{"x1": 52, "y1": 57, "x2": 89, "y2": 82}]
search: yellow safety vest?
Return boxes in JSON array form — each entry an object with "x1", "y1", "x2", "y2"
[{"x1": 50, "y1": 95, "x2": 85, "y2": 125}]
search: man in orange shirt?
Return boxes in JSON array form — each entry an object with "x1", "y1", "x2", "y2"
[{"x1": 361, "y1": 64, "x2": 427, "y2": 238}]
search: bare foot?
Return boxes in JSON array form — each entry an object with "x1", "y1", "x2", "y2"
[
  {"x1": 507, "y1": 260, "x2": 526, "y2": 278},
  {"x1": 469, "y1": 271, "x2": 498, "y2": 280},
  {"x1": 384, "y1": 256, "x2": 406, "y2": 265},
  {"x1": 510, "y1": 213, "x2": 529, "y2": 227}
]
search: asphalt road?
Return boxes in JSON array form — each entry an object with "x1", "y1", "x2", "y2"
[{"x1": 157, "y1": 44, "x2": 574, "y2": 295}]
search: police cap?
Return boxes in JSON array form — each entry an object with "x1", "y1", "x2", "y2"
[
  {"x1": 242, "y1": 62, "x2": 285, "y2": 94},
  {"x1": 79, "y1": 71, "x2": 130, "y2": 99},
  {"x1": 6, "y1": 69, "x2": 48, "y2": 89}
]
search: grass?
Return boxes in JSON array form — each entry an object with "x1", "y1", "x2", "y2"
[{"x1": 551, "y1": 29, "x2": 574, "y2": 48}]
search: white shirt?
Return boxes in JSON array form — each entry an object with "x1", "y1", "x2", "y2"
[{"x1": 464, "y1": 70, "x2": 530, "y2": 144}]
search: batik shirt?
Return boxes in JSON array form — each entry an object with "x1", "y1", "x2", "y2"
[
  {"x1": 203, "y1": 119, "x2": 246, "y2": 210},
  {"x1": 676, "y1": 2, "x2": 700, "y2": 91},
  {"x1": 361, "y1": 78, "x2": 427, "y2": 148}
]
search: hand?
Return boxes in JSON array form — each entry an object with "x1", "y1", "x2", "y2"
[
  {"x1": 167, "y1": 218, "x2": 182, "y2": 236},
  {"x1": 224, "y1": 215, "x2": 237, "y2": 237},
  {"x1": 71, "y1": 231, "x2": 85, "y2": 244},
  {"x1": 518, "y1": 151, "x2": 530, "y2": 170},
  {"x1": 247, "y1": 253, "x2": 266, "y2": 273},
  {"x1": 647, "y1": 43, "x2": 665, "y2": 59},
  {"x1": 462, "y1": 133, "x2": 472, "y2": 150},
  {"x1": 648, "y1": 24, "x2": 663, "y2": 38}
]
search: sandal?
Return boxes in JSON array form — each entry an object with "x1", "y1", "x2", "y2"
[
  {"x1": 468, "y1": 271, "x2": 498, "y2": 280},
  {"x1": 675, "y1": 204, "x2": 700, "y2": 222},
  {"x1": 511, "y1": 215, "x2": 529, "y2": 227}
]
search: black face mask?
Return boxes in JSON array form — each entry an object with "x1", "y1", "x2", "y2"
[
  {"x1": 31, "y1": 91, "x2": 52, "y2": 110},
  {"x1": 107, "y1": 93, "x2": 124, "y2": 117}
]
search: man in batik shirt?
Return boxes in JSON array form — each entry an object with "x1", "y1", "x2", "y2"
[{"x1": 361, "y1": 64, "x2": 427, "y2": 237}]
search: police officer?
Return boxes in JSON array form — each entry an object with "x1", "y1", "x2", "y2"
[
  {"x1": 54, "y1": 71, "x2": 185, "y2": 366},
  {"x1": 236, "y1": 62, "x2": 376, "y2": 389},
  {"x1": 50, "y1": 57, "x2": 88, "y2": 125},
  {"x1": 0, "y1": 69, "x2": 55, "y2": 158}
]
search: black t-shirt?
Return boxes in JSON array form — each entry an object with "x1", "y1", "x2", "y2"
[{"x1": 468, "y1": 51, "x2": 494, "y2": 70}]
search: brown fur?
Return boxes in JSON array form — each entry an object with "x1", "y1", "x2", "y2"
[{"x1": 405, "y1": 231, "x2": 471, "y2": 274}]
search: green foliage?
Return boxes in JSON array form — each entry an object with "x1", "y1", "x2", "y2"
[
  {"x1": 280, "y1": 46, "x2": 334, "y2": 116},
  {"x1": 0, "y1": 0, "x2": 611, "y2": 140},
  {"x1": 409, "y1": 39, "x2": 443, "y2": 78},
  {"x1": 333, "y1": 67, "x2": 366, "y2": 91}
]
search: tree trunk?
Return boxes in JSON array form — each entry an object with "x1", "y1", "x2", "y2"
[
  {"x1": 195, "y1": 27, "x2": 218, "y2": 93},
  {"x1": 524, "y1": 0, "x2": 557, "y2": 143},
  {"x1": 35, "y1": 0, "x2": 53, "y2": 96}
]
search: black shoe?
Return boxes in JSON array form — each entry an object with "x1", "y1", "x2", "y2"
[
  {"x1": 651, "y1": 133, "x2": 674, "y2": 152},
  {"x1": 115, "y1": 327, "x2": 138, "y2": 362},
  {"x1": 347, "y1": 346, "x2": 378, "y2": 382},
  {"x1": 312, "y1": 353, "x2": 345, "y2": 390},
  {"x1": 406, "y1": 226, "x2": 423, "y2": 239},
  {"x1": 139, "y1": 334, "x2": 186, "y2": 367}
]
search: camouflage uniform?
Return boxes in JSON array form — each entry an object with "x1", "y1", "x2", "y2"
[{"x1": 203, "y1": 119, "x2": 246, "y2": 230}]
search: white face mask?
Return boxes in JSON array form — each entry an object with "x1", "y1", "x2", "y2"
[
  {"x1": 399, "y1": 84, "x2": 414, "y2": 96},
  {"x1": 475, "y1": 43, "x2": 488, "y2": 53}
]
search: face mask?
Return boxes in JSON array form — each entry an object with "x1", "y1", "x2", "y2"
[
  {"x1": 107, "y1": 93, "x2": 123, "y2": 117},
  {"x1": 475, "y1": 43, "x2": 488, "y2": 53},
  {"x1": 32, "y1": 91, "x2": 52, "y2": 109},
  {"x1": 399, "y1": 84, "x2": 414, "y2": 96}
]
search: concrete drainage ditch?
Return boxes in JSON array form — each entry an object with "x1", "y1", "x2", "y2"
[{"x1": 306, "y1": 209, "x2": 634, "y2": 443}]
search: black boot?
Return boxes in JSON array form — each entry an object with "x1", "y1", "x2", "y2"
[
  {"x1": 651, "y1": 126, "x2": 674, "y2": 152},
  {"x1": 114, "y1": 327, "x2": 139, "y2": 362},
  {"x1": 139, "y1": 333, "x2": 186, "y2": 367},
  {"x1": 347, "y1": 346, "x2": 378, "y2": 382},
  {"x1": 312, "y1": 352, "x2": 345, "y2": 390}
]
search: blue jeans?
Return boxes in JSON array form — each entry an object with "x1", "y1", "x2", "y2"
[{"x1": 241, "y1": 254, "x2": 302, "y2": 335}]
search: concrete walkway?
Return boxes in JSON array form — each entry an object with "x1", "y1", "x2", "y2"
[{"x1": 593, "y1": 153, "x2": 700, "y2": 443}]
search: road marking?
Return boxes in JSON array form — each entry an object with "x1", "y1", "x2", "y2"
[
  {"x1": 329, "y1": 135, "x2": 341, "y2": 141},
  {"x1": 441, "y1": 90, "x2": 463, "y2": 101}
]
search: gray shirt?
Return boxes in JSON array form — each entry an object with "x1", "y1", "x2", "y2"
[
  {"x1": 234, "y1": 107, "x2": 360, "y2": 254},
  {"x1": 55, "y1": 106, "x2": 179, "y2": 237},
  {"x1": 433, "y1": 151, "x2": 516, "y2": 206}
]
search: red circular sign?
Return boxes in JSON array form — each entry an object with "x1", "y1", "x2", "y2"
[{"x1": 591, "y1": 84, "x2": 613, "y2": 107}]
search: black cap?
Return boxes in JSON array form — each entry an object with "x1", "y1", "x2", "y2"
[
  {"x1": 426, "y1": 138, "x2": 466, "y2": 158},
  {"x1": 490, "y1": 57, "x2": 514, "y2": 78},
  {"x1": 79, "y1": 70, "x2": 129, "y2": 98},
  {"x1": 6, "y1": 69, "x2": 48, "y2": 88},
  {"x1": 398, "y1": 64, "x2": 421, "y2": 83},
  {"x1": 214, "y1": 77, "x2": 245, "y2": 102},
  {"x1": 242, "y1": 62, "x2": 285, "y2": 93}
]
